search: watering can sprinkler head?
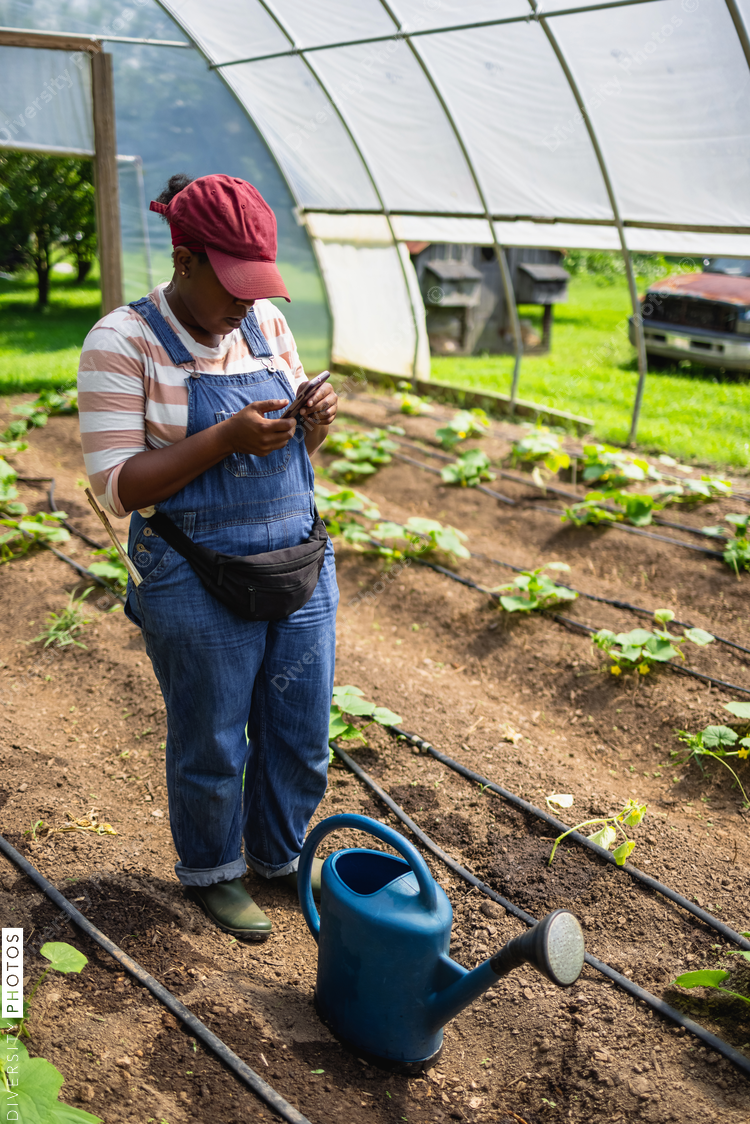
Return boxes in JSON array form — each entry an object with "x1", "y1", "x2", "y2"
[
  {"x1": 299, "y1": 815, "x2": 587, "y2": 1070},
  {"x1": 490, "y1": 910, "x2": 585, "y2": 987}
]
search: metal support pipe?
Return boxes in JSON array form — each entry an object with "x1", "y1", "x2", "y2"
[
  {"x1": 530, "y1": 3, "x2": 648, "y2": 444},
  {"x1": 254, "y1": 1, "x2": 422, "y2": 384},
  {"x1": 494, "y1": 239, "x2": 524, "y2": 411},
  {"x1": 208, "y1": 0, "x2": 667, "y2": 70},
  {"x1": 377, "y1": 0, "x2": 524, "y2": 401}
]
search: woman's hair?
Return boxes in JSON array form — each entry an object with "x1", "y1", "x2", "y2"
[
  {"x1": 156, "y1": 174, "x2": 208, "y2": 262},
  {"x1": 155, "y1": 173, "x2": 193, "y2": 215}
]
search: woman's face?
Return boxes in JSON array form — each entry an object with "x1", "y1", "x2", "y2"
[{"x1": 172, "y1": 247, "x2": 255, "y2": 339}]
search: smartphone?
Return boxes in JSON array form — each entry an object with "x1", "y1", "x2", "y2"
[{"x1": 280, "y1": 370, "x2": 331, "y2": 420}]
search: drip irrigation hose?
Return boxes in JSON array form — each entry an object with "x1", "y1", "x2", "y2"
[
  {"x1": 0, "y1": 832, "x2": 313, "y2": 1124},
  {"x1": 469, "y1": 550, "x2": 750, "y2": 659},
  {"x1": 550, "y1": 614, "x2": 750, "y2": 698},
  {"x1": 332, "y1": 742, "x2": 750, "y2": 1079},
  {"x1": 48, "y1": 478, "x2": 106, "y2": 550},
  {"x1": 391, "y1": 449, "x2": 724, "y2": 558},
  {"x1": 408, "y1": 556, "x2": 750, "y2": 697},
  {"x1": 386, "y1": 726, "x2": 750, "y2": 950}
]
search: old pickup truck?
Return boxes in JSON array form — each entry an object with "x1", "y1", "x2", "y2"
[{"x1": 629, "y1": 258, "x2": 750, "y2": 372}]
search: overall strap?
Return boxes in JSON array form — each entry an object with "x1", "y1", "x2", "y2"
[
  {"x1": 240, "y1": 308, "x2": 273, "y2": 358},
  {"x1": 129, "y1": 296, "x2": 194, "y2": 366}
]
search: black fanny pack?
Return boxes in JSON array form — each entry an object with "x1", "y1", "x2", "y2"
[{"x1": 145, "y1": 511, "x2": 328, "y2": 622}]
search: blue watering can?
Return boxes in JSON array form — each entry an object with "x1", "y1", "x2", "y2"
[{"x1": 298, "y1": 814, "x2": 585, "y2": 1069}]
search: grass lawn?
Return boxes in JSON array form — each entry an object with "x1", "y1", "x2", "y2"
[
  {"x1": 0, "y1": 271, "x2": 102, "y2": 393},
  {"x1": 432, "y1": 276, "x2": 750, "y2": 470},
  {"x1": 2, "y1": 271, "x2": 748, "y2": 470}
]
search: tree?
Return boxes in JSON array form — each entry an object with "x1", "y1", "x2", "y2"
[{"x1": 0, "y1": 153, "x2": 96, "y2": 307}]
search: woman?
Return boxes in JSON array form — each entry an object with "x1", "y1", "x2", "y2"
[{"x1": 78, "y1": 173, "x2": 338, "y2": 940}]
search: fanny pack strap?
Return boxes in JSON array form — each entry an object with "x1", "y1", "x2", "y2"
[{"x1": 145, "y1": 510, "x2": 200, "y2": 558}]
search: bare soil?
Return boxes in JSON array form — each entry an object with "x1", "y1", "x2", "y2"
[{"x1": 1, "y1": 392, "x2": 749, "y2": 1124}]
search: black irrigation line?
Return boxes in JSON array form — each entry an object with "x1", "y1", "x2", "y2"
[
  {"x1": 390, "y1": 449, "x2": 725, "y2": 558},
  {"x1": 332, "y1": 742, "x2": 750, "y2": 1079},
  {"x1": 550, "y1": 613, "x2": 750, "y2": 698},
  {"x1": 48, "y1": 477, "x2": 106, "y2": 550},
  {"x1": 13, "y1": 475, "x2": 125, "y2": 603},
  {"x1": 386, "y1": 726, "x2": 750, "y2": 951},
  {"x1": 0, "y1": 832, "x2": 313, "y2": 1124},
  {"x1": 410, "y1": 557, "x2": 750, "y2": 697},
  {"x1": 468, "y1": 549, "x2": 750, "y2": 659}
]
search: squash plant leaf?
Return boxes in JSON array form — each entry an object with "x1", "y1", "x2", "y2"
[
  {"x1": 372, "y1": 707, "x2": 402, "y2": 726},
  {"x1": 683, "y1": 627, "x2": 715, "y2": 646},
  {"x1": 0, "y1": 1036, "x2": 101, "y2": 1124},
  {"x1": 673, "y1": 970, "x2": 750, "y2": 1006},
  {"x1": 588, "y1": 824, "x2": 617, "y2": 850},
  {"x1": 40, "y1": 943, "x2": 88, "y2": 975},
  {"x1": 723, "y1": 702, "x2": 750, "y2": 720}
]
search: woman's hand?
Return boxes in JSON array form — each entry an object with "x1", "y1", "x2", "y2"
[
  {"x1": 300, "y1": 383, "x2": 338, "y2": 428},
  {"x1": 223, "y1": 399, "x2": 296, "y2": 456}
]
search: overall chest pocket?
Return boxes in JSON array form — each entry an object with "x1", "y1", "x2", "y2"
[{"x1": 214, "y1": 410, "x2": 293, "y2": 478}]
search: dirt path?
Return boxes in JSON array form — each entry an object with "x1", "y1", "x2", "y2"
[{"x1": 0, "y1": 397, "x2": 749, "y2": 1124}]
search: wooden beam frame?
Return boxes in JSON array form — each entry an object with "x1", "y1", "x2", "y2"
[
  {"x1": 1, "y1": 29, "x2": 124, "y2": 313},
  {"x1": 0, "y1": 27, "x2": 102, "y2": 52}
]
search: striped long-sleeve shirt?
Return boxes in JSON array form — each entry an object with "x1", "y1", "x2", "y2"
[{"x1": 77, "y1": 284, "x2": 307, "y2": 518}]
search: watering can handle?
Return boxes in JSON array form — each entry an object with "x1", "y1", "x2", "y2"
[{"x1": 298, "y1": 813, "x2": 438, "y2": 942}]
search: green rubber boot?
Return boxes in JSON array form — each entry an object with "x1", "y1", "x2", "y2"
[
  {"x1": 277, "y1": 857, "x2": 323, "y2": 901},
  {"x1": 187, "y1": 878, "x2": 272, "y2": 941}
]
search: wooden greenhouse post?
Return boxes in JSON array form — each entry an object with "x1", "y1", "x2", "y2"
[{"x1": 91, "y1": 51, "x2": 123, "y2": 314}]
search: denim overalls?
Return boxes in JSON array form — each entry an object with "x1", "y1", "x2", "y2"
[{"x1": 124, "y1": 297, "x2": 338, "y2": 888}]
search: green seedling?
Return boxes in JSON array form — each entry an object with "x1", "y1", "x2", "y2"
[
  {"x1": 511, "y1": 426, "x2": 570, "y2": 477},
  {"x1": 548, "y1": 798, "x2": 646, "y2": 866},
  {"x1": 563, "y1": 489, "x2": 662, "y2": 528},
  {"x1": 593, "y1": 609, "x2": 714, "y2": 676},
  {"x1": 326, "y1": 426, "x2": 398, "y2": 480},
  {"x1": 1, "y1": 941, "x2": 99, "y2": 1124},
  {"x1": 369, "y1": 516, "x2": 470, "y2": 564},
  {"x1": 24, "y1": 819, "x2": 45, "y2": 842},
  {"x1": 673, "y1": 956, "x2": 750, "y2": 1005},
  {"x1": 435, "y1": 408, "x2": 490, "y2": 450},
  {"x1": 654, "y1": 475, "x2": 732, "y2": 504},
  {"x1": 394, "y1": 389, "x2": 433, "y2": 416},
  {"x1": 30, "y1": 588, "x2": 93, "y2": 649},
  {"x1": 328, "y1": 685, "x2": 402, "y2": 760},
  {"x1": 675, "y1": 724, "x2": 749, "y2": 807},
  {"x1": 492, "y1": 562, "x2": 577, "y2": 613},
  {"x1": 562, "y1": 493, "x2": 619, "y2": 527},
  {"x1": 0, "y1": 457, "x2": 25, "y2": 517},
  {"x1": 0, "y1": 510, "x2": 70, "y2": 561},
  {"x1": 581, "y1": 443, "x2": 659, "y2": 488},
  {"x1": 703, "y1": 514, "x2": 750, "y2": 576},
  {"x1": 0, "y1": 388, "x2": 77, "y2": 447},
  {"x1": 87, "y1": 545, "x2": 129, "y2": 592},
  {"x1": 440, "y1": 448, "x2": 495, "y2": 488}
]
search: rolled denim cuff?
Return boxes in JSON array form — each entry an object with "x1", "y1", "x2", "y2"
[
  {"x1": 175, "y1": 856, "x2": 247, "y2": 887},
  {"x1": 244, "y1": 848, "x2": 299, "y2": 880}
]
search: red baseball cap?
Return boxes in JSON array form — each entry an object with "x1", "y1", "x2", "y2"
[{"x1": 150, "y1": 174, "x2": 290, "y2": 302}]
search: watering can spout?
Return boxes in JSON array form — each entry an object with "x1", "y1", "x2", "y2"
[{"x1": 427, "y1": 910, "x2": 585, "y2": 1034}]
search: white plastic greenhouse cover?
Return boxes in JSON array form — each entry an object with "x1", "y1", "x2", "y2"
[
  {"x1": 153, "y1": 0, "x2": 750, "y2": 378},
  {"x1": 160, "y1": 0, "x2": 750, "y2": 256}
]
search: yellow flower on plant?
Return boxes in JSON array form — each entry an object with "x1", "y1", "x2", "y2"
[
  {"x1": 638, "y1": 663, "x2": 650, "y2": 675},
  {"x1": 738, "y1": 747, "x2": 749, "y2": 760},
  {"x1": 610, "y1": 665, "x2": 622, "y2": 676}
]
